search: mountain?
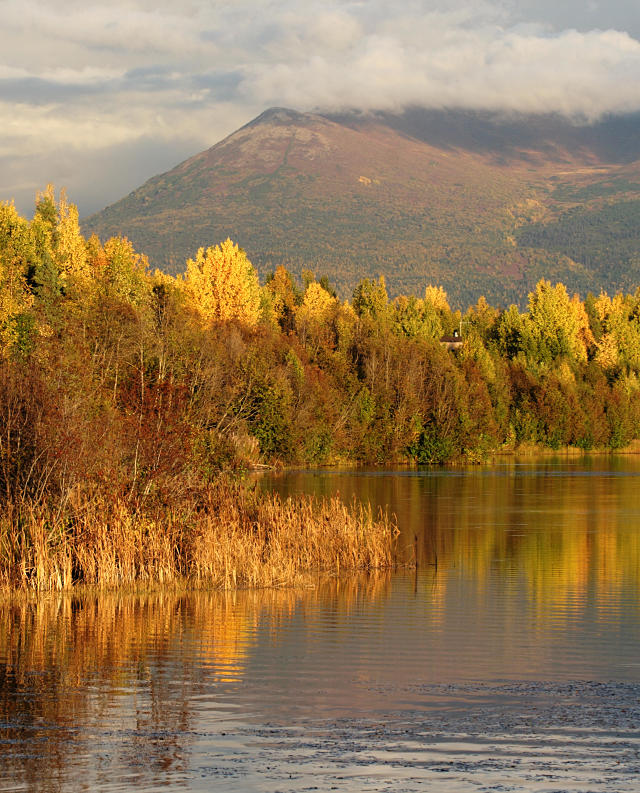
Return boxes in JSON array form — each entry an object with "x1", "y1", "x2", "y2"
[{"x1": 83, "y1": 107, "x2": 640, "y2": 308}]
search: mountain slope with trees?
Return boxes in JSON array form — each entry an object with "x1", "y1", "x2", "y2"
[{"x1": 84, "y1": 107, "x2": 640, "y2": 307}]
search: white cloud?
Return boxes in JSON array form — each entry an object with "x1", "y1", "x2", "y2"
[
  {"x1": 2, "y1": 0, "x2": 640, "y2": 215},
  {"x1": 240, "y1": 12, "x2": 640, "y2": 119}
]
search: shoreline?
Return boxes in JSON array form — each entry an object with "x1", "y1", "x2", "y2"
[
  {"x1": 255, "y1": 440, "x2": 640, "y2": 473},
  {"x1": 0, "y1": 482, "x2": 399, "y2": 595}
]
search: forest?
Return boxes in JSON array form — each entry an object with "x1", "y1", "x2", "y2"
[{"x1": 2, "y1": 187, "x2": 640, "y2": 589}]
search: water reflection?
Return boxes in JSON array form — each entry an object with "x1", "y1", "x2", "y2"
[
  {"x1": 0, "y1": 580, "x2": 396, "y2": 792},
  {"x1": 261, "y1": 458, "x2": 640, "y2": 613},
  {"x1": 2, "y1": 460, "x2": 640, "y2": 792}
]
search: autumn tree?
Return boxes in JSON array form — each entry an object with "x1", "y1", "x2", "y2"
[
  {"x1": 496, "y1": 304, "x2": 529, "y2": 360},
  {"x1": 54, "y1": 190, "x2": 88, "y2": 284},
  {"x1": 526, "y1": 279, "x2": 591, "y2": 364},
  {"x1": 296, "y1": 280, "x2": 338, "y2": 353},
  {"x1": 184, "y1": 239, "x2": 261, "y2": 327},
  {"x1": 264, "y1": 265, "x2": 300, "y2": 332},
  {"x1": 0, "y1": 203, "x2": 34, "y2": 357},
  {"x1": 352, "y1": 276, "x2": 389, "y2": 324},
  {"x1": 424, "y1": 284, "x2": 459, "y2": 336},
  {"x1": 30, "y1": 186, "x2": 88, "y2": 289},
  {"x1": 392, "y1": 294, "x2": 445, "y2": 341},
  {"x1": 592, "y1": 291, "x2": 640, "y2": 374}
]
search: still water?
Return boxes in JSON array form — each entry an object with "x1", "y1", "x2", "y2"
[{"x1": 2, "y1": 459, "x2": 640, "y2": 792}]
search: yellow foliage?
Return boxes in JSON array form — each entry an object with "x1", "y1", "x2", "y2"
[
  {"x1": 296, "y1": 281, "x2": 338, "y2": 349},
  {"x1": 102, "y1": 237, "x2": 150, "y2": 305},
  {"x1": 556, "y1": 359, "x2": 576, "y2": 386},
  {"x1": 593, "y1": 292, "x2": 628, "y2": 335},
  {"x1": 55, "y1": 190, "x2": 88, "y2": 282},
  {"x1": 0, "y1": 202, "x2": 34, "y2": 356},
  {"x1": 298, "y1": 282, "x2": 337, "y2": 325},
  {"x1": 527, "y1": 280, "x2": 589, "y2": 362},
  {"x1": 424, "y1": 284, "x2": 450, "y2": 312},
  {"x1": 571, "y1": 293, "x2": 595, "y2": 354},
  {"x1": 266, "y1": 265, "x2": 298, "y2": 327},
  {"x1": 508, "y1": 198, "x2": 549, "y2": 226},
  {"x1": 460, "y1": 331, "x2": 496, "y2": 382},
  {"x1": 184, "y1": 239, "x2": 261, "y2": 327},
  {"x1": 34, "y1": 186, "x2": 88, "y2": 286},
  {"x1": 595, "y1": 332, "x2": 619, "y2": 370}
]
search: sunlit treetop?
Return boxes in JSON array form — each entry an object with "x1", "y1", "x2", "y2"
[{"x1": 184, "y1": 238, "x2": 261, "y2": 327}]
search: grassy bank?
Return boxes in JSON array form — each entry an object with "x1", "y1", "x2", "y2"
[{"x1": 0, "y1": 482, "x2": 398, "y2": 593}]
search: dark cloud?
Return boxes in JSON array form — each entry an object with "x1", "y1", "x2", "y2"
[
  {"x1": 510, "y1": 0, "x2": 640, "y2": 38},
  {"x1": 191, "y1": 72, "x2": 244, "y2": 101},
  {"x1": 4, "y1": 136, "x2": 203, "y2": 218},
  {"x1": 0, "y1": 76, "x2": 115, "y2": 104}
]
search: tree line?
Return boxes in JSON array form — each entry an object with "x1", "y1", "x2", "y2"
[{"x1": 2, "y1": 187, "x2": 640, "y2": 509}]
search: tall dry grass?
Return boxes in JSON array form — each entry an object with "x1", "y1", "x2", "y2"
[{"x1": 0, "y1": 482, "x2": 399, "y2": 592}]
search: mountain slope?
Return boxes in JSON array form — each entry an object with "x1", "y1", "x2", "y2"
[{"x1": 84, "y1": 107, "x2": 640, "y2": 307}]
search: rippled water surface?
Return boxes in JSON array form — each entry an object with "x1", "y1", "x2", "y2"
[{"x1": 2, "y1": 459, "x2": 640, "y2": 791}]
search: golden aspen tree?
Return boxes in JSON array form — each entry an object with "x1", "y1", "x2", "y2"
[
  {"x1": 423, "y1": 284, "x2": 456, "y2": 336},
  {"x1": 184, "y1": 238, "x2": 261, "y2": 327},
  {"x1": 85, "y1": 233, "x2": 108, "y2": 273},
  {"x1": 526, "y1": 279, "x2": 589, "y2": 362},
  {"x1": 265, "y1": 265, "x2": 299, "y2": 331},
  {"x1": 28, "y1": 185, "x2": 88, "y2": 310},
  {"x1": 296, "y1": 280, "x2": 338, "y2": 350},
  {"x1": 599, "y1": 293, "x2": 640, "y2": 373},
  {"x1": 352, "y1": 276, "x2": 389, "y2": 323},
  {"x1": 424, "y1": 285, "x2": 450, "y2": 313},
  {"x1": 101, "y1": 237, "x2": 150, "y2": 306},
  {"x1": 55, "y1": 189, "x2": 88, "y2": 283},
  {"x1": 570, "y1": 294, "x2": 595, "y2": 358},
  {"x1": 0, "y1": 202, "x2": 34, "y2": 356},
  {"x1": 594, "y1": 292, "x2": 614, "y2": 325},
  {"x1": 467, "y1": 295, "x2": 499, "y2": 336},
  {"x1": 593, "y1": 292, "x2": 627, "y2": 370},
  {"x1": 298, "y1": 281, "x2": 336, "y2": 324},
  {"x1": 392, "y1": 295, "x2": 443, "y2": 340},
  {"x1": 595, "y1": 332, "x2": 619, "y2": 370},
  {"x1": 31, "y1": 185, "x2": 88, "y2": 284}
]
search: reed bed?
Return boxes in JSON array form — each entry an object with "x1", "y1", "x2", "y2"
[{"x1": 0, "y1": 482, "x2": 399, "y2": 592}]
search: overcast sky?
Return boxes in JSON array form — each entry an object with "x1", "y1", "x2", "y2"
[{"x1": 3, "y1": 0, "x2": 640, "y2": 217}]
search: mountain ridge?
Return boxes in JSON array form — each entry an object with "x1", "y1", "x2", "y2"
[{"x1": 83, "y1": 106, "x2": 640, "y2": 308}]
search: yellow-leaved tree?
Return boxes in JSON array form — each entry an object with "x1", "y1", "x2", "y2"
[
  {"x1": 526, "y1": 279, "x2": 591, "y2": 363},
  {"x1": 184, "y1": 239, "x2": 261, "y2": 327},
  {"x1": 31, "y1": 185, "x2": 88, "y2": 287},
  {"x1": 0, "y1": 202, "x2": 34, "y2": 357},
  {"x1": 55, "y1": 189, "x2": 88, "y2": 283},
  {"x1": 296, "y1": 281, "x2": 338, "y2": 351},
  {"x1": 423, "y1": 285, "x2": 450, "y2": 313}
]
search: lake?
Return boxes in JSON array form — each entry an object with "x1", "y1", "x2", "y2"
[{"x1": 2, "y1": 458, "x2": 640, "y2": 792}]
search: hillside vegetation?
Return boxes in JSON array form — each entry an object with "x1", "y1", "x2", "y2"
[
  {"x1": 84, "y1": 107, "x2": 640, "y2": 307},
  {"x1": 3, "y1": 188, "x2": 640, "y2": 588}
]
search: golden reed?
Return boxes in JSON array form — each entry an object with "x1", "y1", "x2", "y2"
[{"x1": 0, "y1": 482, "x2": 398, "y2": 592}]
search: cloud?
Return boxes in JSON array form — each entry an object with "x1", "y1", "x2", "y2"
[
  {"x1": 3, "y1": 0, "x2": 640, "y2": 215},
  {"x1": 240, "y1": 11, "x2": 640, "y2": 120},
  {"x1": 0, "y1": 136, "x2": 204, "y2": 219}
]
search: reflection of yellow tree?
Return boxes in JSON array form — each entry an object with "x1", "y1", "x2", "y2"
[
  {"x1": 276, "y1": 465, "x2": 640, "y2": 623},
  {"x1": 0, "y1": 591, "x2": 254, "y2": 791},
  {"x1": 0, "y1": 577, "x2": 393, "y2": 791},
  {"x1": 195, "y1": 592, "x2": 252, "y2": 682},
  {"x1": 396, "y1": 464, "x2": 640, "y2": 620}
]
